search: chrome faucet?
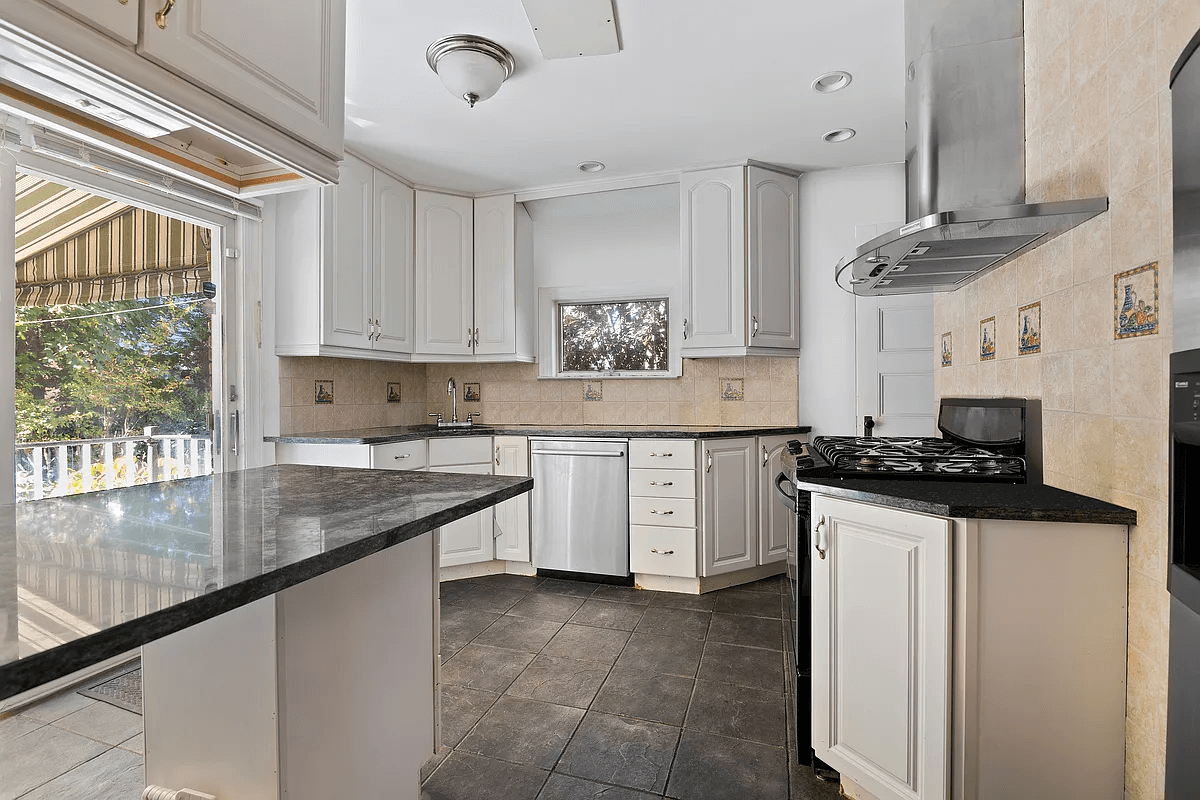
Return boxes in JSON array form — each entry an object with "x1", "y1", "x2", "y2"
[{"x1": 447, "y1": 377, "x2": 458, "y2": 423}]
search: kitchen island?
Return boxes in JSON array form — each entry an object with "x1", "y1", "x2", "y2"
[{"x1": 1, "y1": 465, "x2": 533, "y2": 799}]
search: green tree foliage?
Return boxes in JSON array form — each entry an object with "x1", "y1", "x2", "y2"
[
  {"x1": 15, "y1": 296, "x2": 212, "y2": 443},
  {"x1": 560, "y1": 300, "x2": 668, "y2": 372}
]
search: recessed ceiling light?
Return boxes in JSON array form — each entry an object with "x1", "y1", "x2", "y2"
[
  {"x1": 823, "y1": 128, "x2": 856, "y2": 143},
  {"x1": 577, "y1": 160, "x2": 605, "y2": 173},
  {"x1": 812, "y1": 71, "x2": 853, "y2": 93}
]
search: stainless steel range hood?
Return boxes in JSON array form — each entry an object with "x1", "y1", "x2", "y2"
[{"x1": 836, "y1": 0, "x2": 1108, "y2": 296}]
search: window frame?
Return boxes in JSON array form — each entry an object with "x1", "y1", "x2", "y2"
[{"x1": 538, "y1": 283, "x2": 682, "y2": 379}]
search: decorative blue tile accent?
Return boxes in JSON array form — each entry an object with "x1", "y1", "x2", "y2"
[
  {"x1": 315, "y1": 380, "x2": 334, "y2": 404},
  {"x1": 1114, "y1": 262, "x2": 1159, "y2": 339},
  {"x1": 463, "y1": 382, "x2": 481, "y2": 402},
  {"x1": 1018, "y1": 302, "x2": 1041, "y2": 355},
  {"x1": 720, "y1": 378, "x2": 744, "y2": 401},
  {"x1": 979, "y1": 317, "x2": 996, "y2": 362},
  {"x1": 941, "y1": 332, "x2": 953, "y2": 367},
  {"x1": 583, "y1": 381, "x2": 603, "y2": 401}
]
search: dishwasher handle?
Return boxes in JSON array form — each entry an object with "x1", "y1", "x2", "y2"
[{"x1": 531, "y1": 449, "x2": 625, "y2": 458}]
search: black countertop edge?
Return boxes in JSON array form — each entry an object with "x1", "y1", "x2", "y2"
[
  {"x1": 793, "y1": 478, "x2": 1137, "y2": 526},
  {"x1": 266, "y1": 424, "x2": 813, "y2": 445},
  {"x1": 0, "y1": 476, "x2": 532, "y2": 702}
]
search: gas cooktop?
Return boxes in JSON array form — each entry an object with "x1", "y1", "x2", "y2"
[{"x1": 807, "y1": 435, "x2": 1026, "y2": 481}]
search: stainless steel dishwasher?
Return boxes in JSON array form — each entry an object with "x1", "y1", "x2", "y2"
[{"x1": 530, "y1": 438, "x2": 629, "y2": 577}]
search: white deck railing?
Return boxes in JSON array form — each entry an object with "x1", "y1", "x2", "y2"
[{"x1": 15, "y1": 434, "x2": 213, "y2": 501}]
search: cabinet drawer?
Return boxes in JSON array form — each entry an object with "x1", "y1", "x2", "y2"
[
  {"x1": 630, "y1": 525, "x2": 697, "y2": 578},
  {"x1": 630, "y1": 468, "x2": 696, "y2": 499},
  {"x1": 630, "y1": 440, "x2": 696, "y2": 470},
  {"x1": 370, "y1": 440, "x2": 427, "y2": 470},
  {"x1": 630, "y1": 496, "x2": 696, "y2": 528},
  {"x1": 429, "y1": 436, "x2": 493, "y2": 466}
]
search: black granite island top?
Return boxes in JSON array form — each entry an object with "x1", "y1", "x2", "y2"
[
  {"x1": 267, "y1": 423, "x2": 812, "y2": 445},
  {"x1": 0, "y1": 465, "x2": 532, "y2": 701},
  {"x1": 793, "y1": 476, "x2": 1136, "y2": 525}
]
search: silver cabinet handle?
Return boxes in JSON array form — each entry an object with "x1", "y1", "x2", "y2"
[
  {"x1": 648, "y1": 481, "x2": 673, "y2": 486},
  {"x1": 394, "y1": 454, "x2": 411, "y2": 460},
  {"x1": 467, "y1": 327, "x2": 473, "y2": 348},
  {"x1": 531, "y1": 449, "x2": 625, "y2": 457},
  {"x1": 705, "y1": 451, "x2": 712, "y2": 473},
  {"x1": 752, "y1": 315, "x2": 759, "y2": 337},
  {"x1": 155, "y1": 0, "x2": 176, "y2": 29},
  {"x1": 495, "y1": 445, "x2": 501, "y2": 466},
  {"x1": 650, "y1": 548, "x2": 675, "y2": 555},
  {"x1": 682, "y1": 317, "x2": 688, "y2": 340},
  {"x1": 228, "y1": 409, "x2": 239, "y2": 457},
  {"x1": 649, "y1": 509, "x2": 674, "y2": 515},
  {"x1": 648, "y1": 452, "x2": 673, "y2": 458},
  {"x1": 815, "y1": 514, "x2": 827, "y2": 560},
  {"x1": 761, "y1": 444, "x2": 768, "y2": 468},
  {"x1": 474, "y1": 327, "x2": 480, "y2": 346}
]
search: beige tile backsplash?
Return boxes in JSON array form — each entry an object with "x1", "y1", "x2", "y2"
[
  {"x1": 279, "y1": 356, "x2": 800, "y2": 434},
  {"x1": 934, "y1": 1, "x2": 1200, "y2": 795}
]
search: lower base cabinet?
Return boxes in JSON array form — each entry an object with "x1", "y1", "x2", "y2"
[{"x1": 430, "y1": 463, "x2": 494, "y2": 566}]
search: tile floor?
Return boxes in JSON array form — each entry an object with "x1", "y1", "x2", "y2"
[
  {"x1": 0, "y1": 574, "x2": 839, "y2": 800},
  {"x1": 425, "y1": 573, "x2": 840, "y2": 800}
]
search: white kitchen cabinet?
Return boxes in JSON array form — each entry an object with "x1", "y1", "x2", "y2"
[
  {"x1": 414, "y1": 192, "x2": 535, "y2": 362},
  {"x1": 680, "y1": 165, "x2": 800, "y2": 357},
  {"x1": 429, "y1": 436, "x2": 495, "y2": 568},
  {"x1": 41, "y1": 0, "x2": 139, "y2": 44},
  {"x1": 136, "y1": 0, "x2": 345, "y2": 158},
  {"x1": 811, "y1": 494, "x2": 950, "y2": 800},
  {"x1": 493, "y1": 436, "x2": 530, "y2": 562},
  {"x1": 756, "y1": 435, "x2": 792, "y2": 565},
  {"x1": 699, "y1": 437, "x2": 757, "y2": 576},
  {"x1": 275, "y1": 153, "x2": 414, "y2": 360}
]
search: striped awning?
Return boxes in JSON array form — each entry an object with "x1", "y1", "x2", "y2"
[{"x1": 15, "y1": 174, "x2": 210, "y2": 307}]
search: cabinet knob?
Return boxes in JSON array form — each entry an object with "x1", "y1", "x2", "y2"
[
  {"x1": 155, "y1": 0, "x2": 176, "y2": 29},
  {"x1": 650, "y1": 548, "x2": 675, "y2": 555}
]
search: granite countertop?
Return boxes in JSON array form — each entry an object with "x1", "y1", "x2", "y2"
[
  {"x1": 267, "y1": 423, "x2": 813, "y2": 445},
  {"x1": 0, "y1": 465, "x2": 532, "y2": 700},
  {"x1": 793, "y1": 476, "x2": 1137, "y2": 525}
]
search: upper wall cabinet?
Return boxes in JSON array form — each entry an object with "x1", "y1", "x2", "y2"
[
  {"x1": 275, "y1": 153, "x2": 414, "y2": 360},
  {"x1": 42, "y1": 0, "x2": 139, "y2": 45},
  {"x1": 680, "y1": 165, "x2": 799, "y2": 357},
  {"x1": 414, "y1": 191, "x2": 535, "y2": 363}
]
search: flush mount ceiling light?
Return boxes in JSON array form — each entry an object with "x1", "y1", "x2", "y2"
[
  {"x1": 812, "y1": 70, "x2": 853, "y2": 93},
  {"x1": 577, "y1": 160, "x2": 605, "y2": 173},
  {"x1": 426, "y1": 34, "x2": 516, "y2": 108},
  {"x1": 823, "y1": 128, "x2": 856, "y2": 143}
]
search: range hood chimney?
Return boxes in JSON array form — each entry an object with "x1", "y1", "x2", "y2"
[{"x1": 835, "y1": 0, "x2": 1107, "y2": 295}]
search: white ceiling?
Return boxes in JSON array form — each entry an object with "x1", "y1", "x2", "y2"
[{"x1": 344, "y1": 0, "x2": 905, "y2": 194}]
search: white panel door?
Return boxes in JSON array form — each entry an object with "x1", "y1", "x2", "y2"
[
  {"x1": 321, "y1": 155, "x2": 372, "y2": 349},
  {"x1": 373, "y1": 170, "x2": 414, "y2": 355},
  {"x1": 747, "y1": 167, "x2": 800, "y2": 350},
  {"x1": 681, "y1": 168, "x2": 746, "y2": 351},
  {"x1": 493, "y1": 436, "x2": 530, "y2": 562},
  {"x1": 44, "y1": 0, "x2": 139, "y2": 44},
  {"x1": 137, "y1": 0, "x2": 345, "y2": 156},
  {"x1": 811, "y1": 495, "x2": 950, "y2": 800},
  {"x1": 700, "y1": 438, "x2": 757, "y2": 576},
  {"x1": 856, "y1": 294, "x2": 936, "y2": 437},
  {"x1": 757, "y1": 435, "x2": 792, "y2": 564},
  {"x1": 431, "y1": 464, "x2": 493, "y2": 566},
  {"x1": 473, "y1": 194, "x2": 516, "y2": 356},
  {"x1": 415, "y1": 191, "x2": 474, "y2": 355}
]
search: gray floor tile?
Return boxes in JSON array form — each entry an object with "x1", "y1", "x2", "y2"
[
  {"x1": 534, "y1": 579, "x2": 601, "y2": 599},
  {"x1": 118, "y1": 732, "x2": 144, "y2": 755},
  {"x1": 614, "y1": 634, "x2": 705, "y2": 678},
  {"x1": 19, "y1": 745, "x2": 144, "y2": 800},
  {"x1": 685, "y1": 679, "x2": 786, "y2": 746},
  {"x1": 557, "y1": 711, "x2": 680, "y2": 794},
  {"x1": 593, "y1": 668, "x2": 694, "y2": 726},
  {"x1": 649, "y1": 591, "x2": 718, "y2": 612},
  {"x1": 422, "y1": 750, "x2": 549, "y2": 800},
  {"x1": 543, "y1": 624, "x2": 631, "y2": 665},
  {"x1": 476, "y1": 574, "x2": 545, "y2": 591},
  {"x1": 508, "y1": 593, "x2": 588, "y2": 623},
  {"x1": 588, "y1": 585, "x2": 656, "y2": 606},
  {"x1": 506, "y1": 655, "x2": 611, "y2": 709},
  {"x1": 441, "y1": 606, "x2": 503, "y2": 651},
  {"x1": 449, "y1": 586, "x2": 531, "y2": 614},
  {"x1": 441, "y1": 685, "x2": 500, "y2": 747},
  {"x1": 736, "y1": 576, "x2": 786, "y2": 595},
  {"x1": 537, "y1": 772, "x2": 661, "y2": 799},
  {"x1": 0, "y1": 724, "x2": 108, "y2": 800},
  {"x1": 442, "y1": 644, "x2": 536, "y2": 693},
  {"x1": 0, "y1": 714, "x2": 43, "y2": 744},
  {"x1": 421, "y1": 746, "x2": 453, "y2": 783},
  {"x1": 441, "y1": 644, "x2": 463, "y2": 665},
  {"x1": 52, "y1": 701, "x2": 143, "y2": 746},
  {"x1": 569, "y1": 599, "x2": 647, "y2": 632},
  {"x1": 713, "y1": 589, "x2": 783, "y2": 619},
  {"x1": 697, "y1": 643, "x2": 784, "y2": 692},
  {"x1": 665, "y1": 729, "x2": 788, "y2": 800},
  {"x1": 474, "y1": 614, "x2": 564, "y2": 653},
  {"x1": 440, "y1": 579, "x2": 477, "y2": 604},
  {"x1": 459, "y1": 696, "x2": 584, "y2": 769},
  {"x1": 706, "y1": 613, "x2": 783, "y2": 651},
  {"x1": 634, "y1": 607, "x2": 711, "y2": 640},
  {"x1": 18, "y1": 691, "x2": 95, "y2": 723}
]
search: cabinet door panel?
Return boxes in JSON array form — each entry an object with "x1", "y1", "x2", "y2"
[
  {"x1": 681, "y1": 168, "x2": 746, "y2": 351},
  {"x1": 431, "y1": 464, "x2": 493, "y2": 566},
  {"x1": 758, "y1": 435, "x2": 792, "y2": 564},
  {"x1": 493, "y1": 436, "x2": 530, "y2": 562},
  {"x1": 700, "y1": 438, "x2": 756, "y2": 576},
  {"x1": 44, "y1": 0, "x2": 138, "y2": 44},
  {"x1": 321, "y1": 155, "x2": 372, "y2": 349},
  {"x1": 374, "y1": 171, "x2": 414, "y2": 354},
  {"x1": 747, "y1": 167, "x2": 799, "y2": 349},
  {"x1": 811, "y1": 495, "x2": 950, "y2": 800},
  {"x1": 473, "y1": 195, "x2": 516, "y2": 356},
  {"x1": 137, "y1": 0, "x2": 345, "y2": 156},
  {"x1": 415, "y1": 191, "x2": 474, "y2": 355}
]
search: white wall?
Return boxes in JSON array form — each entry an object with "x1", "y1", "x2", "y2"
[{"x1": 797, "y1": 163, "x2": 905, "y2": 436}]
